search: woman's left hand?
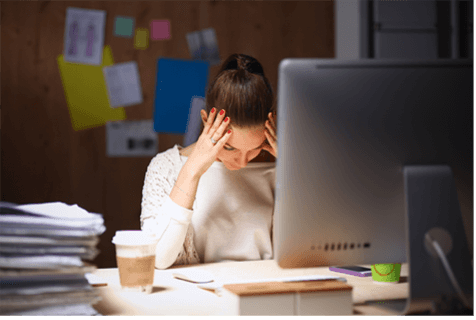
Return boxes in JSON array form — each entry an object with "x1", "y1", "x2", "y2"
[{"x1": 263, "y1": 112, "x2": 278, "y2": 158}]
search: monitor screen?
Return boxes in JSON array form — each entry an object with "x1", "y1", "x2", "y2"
[{"x1": 274, "y1": 59, "x2": 473, "y2": 268}]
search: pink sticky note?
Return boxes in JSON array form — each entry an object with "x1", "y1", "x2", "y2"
[{"x1": 150, "y1": 19, "x2": 171, "y2": 40}]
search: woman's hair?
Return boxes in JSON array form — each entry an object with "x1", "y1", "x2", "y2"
[{"x1": 204, "y1": 53, "x2": 275, "y2": 129}]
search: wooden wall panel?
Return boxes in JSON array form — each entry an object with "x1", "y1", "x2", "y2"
[{"x1": 2, "y1": 1, "x2": 334, "y2": 268}]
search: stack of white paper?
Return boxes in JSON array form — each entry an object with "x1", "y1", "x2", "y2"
[{"x1": 0, "y1": 202, "x2": 106, "y2": 315}]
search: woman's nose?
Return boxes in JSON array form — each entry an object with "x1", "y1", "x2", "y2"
[{"x1": 236, "y1": 153, "x2": 250, "y2": 168}]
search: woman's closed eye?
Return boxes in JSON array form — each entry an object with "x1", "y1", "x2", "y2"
[{"x1": 224, "y1": 144, "x2": 267, "y2": 152}]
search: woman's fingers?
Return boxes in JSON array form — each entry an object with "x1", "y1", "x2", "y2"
[
  {"x1": 266, "y1": 122, "x2": 276, "y2": 140},
  {"x1": 212, "y1": 116, "x2": 230, "y2": 143},
  {"x1": 264, "y1": 112, "x2": 278, "y2": 158},
  {"x1": 266, "y1": 116, "x2": 277, "y2": 140},
  {"x1": 264, "y1": 129, "x2": 277, "y2": 146},
  {"x1": 264, "y1": 130, "x2": 278, "y2": 158},
  {"x1": 215, "y1": 127, "x2": 233, "y2": 149},
  {"x1": 209, "y1": 109, "x2": 227, "y2": 137},
  {"x1": 204, "y1": 108, "x2": 217, "y2": 134},
  {"x1": 202, "y1": 108, "x2": 231, "y2": 146},
  {"x1": 269, "y1": 112, "x2": 277, "y2": 128}
]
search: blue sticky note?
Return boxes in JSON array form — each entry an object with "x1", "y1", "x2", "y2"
[
  {"x1": 114, "y1": 16, "x2": 135, "y2": 38},
  {"x1": 154, "y1": 58, "x2": 210, "y2": 134}
]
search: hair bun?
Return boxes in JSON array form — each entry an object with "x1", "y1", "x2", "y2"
[
  {"x1": 224, "y1": 59, "x2": 239, "y2": 71},
  {"x1": 223, "y1": 54, "x2": 264, "y2": 76}
]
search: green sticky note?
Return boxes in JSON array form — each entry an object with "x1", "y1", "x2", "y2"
[
  {"x1": 114, "y1": 16, "x2": 135, "y2": 38},
  {"x1": 57, "y1": 45, "x2": 126, "y2": 131}
]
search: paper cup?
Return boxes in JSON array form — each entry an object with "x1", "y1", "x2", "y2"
[
  {"x1": 112, "y1": 230, "x2": 158, "y2": 294},
  {"x1": 371, "y1": 263, "x2": 401, "y2": 284}
]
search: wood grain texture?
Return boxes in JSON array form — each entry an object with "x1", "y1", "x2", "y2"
[
  {"x1": 1, "y1": 1, "x2": 334, "y2": 268},
  {"x1": 224, "y1": 280, "x2": 352, "y2": 297}
]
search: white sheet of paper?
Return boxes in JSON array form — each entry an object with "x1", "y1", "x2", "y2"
[
  {"x1": 7, "y1": 304, "x2": 100, "y2": 316},
  {"x1": 201, "y1": 28, "x2": 221, "y2": 66},
  {"x1": 85, "y1": 273, "x2": 108, "y2": 286},
  {"x1": 186, "y1": 28, "x2": 220, "y2": 65},
  {"x1": 103, "y1": 61, "x2": 144, "y2": 108},
  {"x1": 1, "y1": 202, "x2": 105, "y2": 233},
  {"x1": 186, "y1": 30, "x2": 203, "y2": 60},
  {"x1": 0, "y1": 255, "x2": 84, "y2": 269},
  {"x1": 106, "y1": 120, "x2": 158, "y2": 157},
  {"x1": 63, "y1": 7, "x2": 106, "y2": 65},
  {"x1": 17, "y1": 202, "x2": 101, "y2": 220}
]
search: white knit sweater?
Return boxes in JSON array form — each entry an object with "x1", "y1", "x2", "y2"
[{"x1": 140, "y1": 144, "x2": 276, "y2": 269}]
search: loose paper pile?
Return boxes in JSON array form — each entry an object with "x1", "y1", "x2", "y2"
[{"x1": 0, "y1": 202, "x2": 106, "y2": 316}]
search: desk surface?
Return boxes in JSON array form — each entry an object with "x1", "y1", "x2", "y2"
[{"x1": 91, "y1": 260, "x2": 427, "y2": 316}]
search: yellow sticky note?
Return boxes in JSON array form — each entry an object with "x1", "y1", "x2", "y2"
[
  {"x1": 57, "y1": 45, "x2": 126, "y2": 131},
  {"x1": 134, "y1": 28, "x2": 149, "y2": 50}
]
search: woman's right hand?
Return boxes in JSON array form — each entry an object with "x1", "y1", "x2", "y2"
[{"x1": 185, "y1": 108, "x2": 232, "y2": 178}]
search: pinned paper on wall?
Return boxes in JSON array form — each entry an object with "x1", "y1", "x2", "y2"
[
  {"x1": 186, "y1": 28, "x2": 221, "y2": 66},
  {"x1": 63, "y1": 7, "x2": 106, "y2": 65},
  {"x1": 103, "y1": 61, "x2": 143, "y2": 108},
  {"x1": 57, "y1": 45, "x2": 126, "y2": 131},
  {"x1": 114, "y1": 16, "x2": 135, "y2": 38},
  {"x1": 150, "y1": 19, "x2": 171, "y2": 40},
  {"x1": 134, "y1": 28, "x2": 149, "y2": 50},
  {"x1": 153, "y1": 58, "x2": 210, "y2": 134},
  {"x1": 106, "y1": 120, "x2": 158, "y2": 157},
  {"x1": 183, "y1": 97, "x2": 206, "y2": 147}
]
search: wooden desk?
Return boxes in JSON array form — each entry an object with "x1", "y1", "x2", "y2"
[{"x1": 91, "y1": 260, "x2": 429, "y2": 315}]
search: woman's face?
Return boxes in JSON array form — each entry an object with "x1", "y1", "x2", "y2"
[
  {"x1": 216, "y1": 125, "x2": 268, "y2": 170},
  {"x1": 201, "y1": 110, "x2": 268, "y2": 170}
]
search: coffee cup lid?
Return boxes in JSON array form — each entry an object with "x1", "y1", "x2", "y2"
[{"x1": 112, "y1": 230, "x2": 157, "y2": 246}]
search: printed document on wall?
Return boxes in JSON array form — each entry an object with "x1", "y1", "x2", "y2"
[
  {"x1": 106, "y1": 120, "x2": 158, "y2": 157},
  {"x1": 186, "y1": 28, "x2": 220, "y2": 66},
  {"x1": 63, "y1": 7, "x2": 106, "y2": 65},
  {"x1": 103, "y1": 61, "x2": 144, "y2": 108}
]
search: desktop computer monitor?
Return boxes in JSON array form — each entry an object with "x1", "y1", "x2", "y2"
[{"x1": 273, "y1": 59, "x2": 473, "y2": 312}]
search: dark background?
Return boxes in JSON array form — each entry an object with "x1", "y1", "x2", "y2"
[{"x1": 1, "y1": 1, "x2": 334, "y2": 268}]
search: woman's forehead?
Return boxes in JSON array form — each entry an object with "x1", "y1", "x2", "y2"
[{"x1": 227, "y1": 125, "x2": 266, "y2": 150}]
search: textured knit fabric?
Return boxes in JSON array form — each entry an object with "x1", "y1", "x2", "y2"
[{"x1": 140, "y1": 144, "x2": 276, "y2": 269}]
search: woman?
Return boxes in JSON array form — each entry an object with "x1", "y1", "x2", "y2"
[{"x1": 140, "y1": 53, "x2": 278, "y2": 269}]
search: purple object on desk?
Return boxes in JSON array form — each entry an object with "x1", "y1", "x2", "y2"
[{"x1": 329, "y1": 266, "x2": 372, "y2": 277}]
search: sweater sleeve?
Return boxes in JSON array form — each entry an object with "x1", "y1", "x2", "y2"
[{"x1": 140, "y1": 147, "x2": 200, "y2": 269}]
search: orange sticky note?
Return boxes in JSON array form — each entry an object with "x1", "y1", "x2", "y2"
[{"x1": 134, "y1": 28, "x2": 149, "y2": 49}]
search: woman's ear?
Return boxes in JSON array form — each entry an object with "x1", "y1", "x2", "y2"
[{"x1": 200, "y1": 110, "x2": 208, "y2": 125}]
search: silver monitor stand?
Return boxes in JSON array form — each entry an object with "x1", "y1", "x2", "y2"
[{"x1": 367, "y1": 165, "x2": 473, "y2": 315}]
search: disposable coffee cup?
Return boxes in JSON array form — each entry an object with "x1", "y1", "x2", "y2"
[
  {"x1": 112, "y1": 230, "x2": 158, "y2": 294},
  {"x1": 371, "y1": 263, "x2": 401, "y2": 284}
]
